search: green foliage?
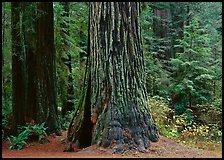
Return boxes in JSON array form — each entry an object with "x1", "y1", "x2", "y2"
[
  {"x1": 180, "y1": 123, "x2": 222, "y2": 142},
  {"x1": 142, "y1": 2, "x2": 222, "y2": 118},
  {"x1": 144, "y1": 52, "x2": 172, "y2": 97},
  {"x1": 148, "y1": 95, "x2": 222, "y2": 147},
  {"x1": 8, "y1": 134, "x2": 28, "y2": 150},
  {"x1": 169, "y1": 17, "x2": 215, "y2": 107},
  {"x1": 1, "y1": 2, "x2": 222, "y2": 152},
  {"x1": 58, "y1": 111, "x2": 74, "y2": 130},
  {"x1": 144, "y1": 7, "x2": 222, "y2": 143},
  {"x1": 194, "y1": 103, "x2": 222, "y2": 127},
  {"x1": 7, "y1": 122, "x2": 47, "y2": 150},
  {"x1": 2, "y1": 119, "x2": 8, "y2": 130},
  {"x1": 141, "y1": 3, "x2": 175, "y2": 98},
  {"x1": 148, "y1": 96, "x2": 172, "y2": 134},
  {"x1": 174, "y1": 103, "x2": 187, "y2": 114},
  {"x1": 2, "y1": 2, "x2": 12, "y2": 125},
  {"x1": 54, "y1": 2, "x2": 88, "y2": 113},
  {"x1": 72, "y1": 65, "x2": 86, "y2": 105},
  {"x1": 54, "y1": 2, "x2": 88, "y2": 63},
  {"x1": 148, "y1": 96, "x2": 180, "y2": 139}
]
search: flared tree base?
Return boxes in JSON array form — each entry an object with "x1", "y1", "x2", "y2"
[
  {"x1": 65, "y1": 99, "x2": 159, "y2": 153},
  {"x1": 92, "y1": 101, "x2": 159, "y2": 153}
]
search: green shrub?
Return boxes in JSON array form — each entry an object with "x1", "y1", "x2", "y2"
[
  {"x1": 197, "y1": 104, "x2": 221, "y2": 124},
  {"x1": 8, "y1": 134, "x2": 28, "y2": 150},
  {"x1": 2, "y1": 118, "x2": 8, "y2": 140},
  {"x1": 180, "y1": 123, "x2": 222, "y2": 142},
  {"x1": 148, "y1": 96, "x2": 173, "y2": 135},
  {"x1": 148, "y1": 96, "x2": 222, "y2": 145},
  {"x1": 59, "y1": 111, "x2": 74, "y2": 130},
  {"x1": 174, "y1": 102, "x2": 187, "y2": 115},
  {"x1": 7, "y1": 122, "x2": 47, "y2": 150}
]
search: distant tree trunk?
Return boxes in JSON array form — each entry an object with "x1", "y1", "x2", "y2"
[
  {"x1": 189, "y1": 93, "x2": 192, "y2": 109},
  {"x1": 2, "y1": 5, "x2": 5, "y2": 108},
  {"x1": 212, "y1": 47, "x2": 217, "y2": 97},
  {"x1": 11, "y1": 2, "x2": 26, "y2": 132},
  {"x1": 170, "y1": 2, "x2": 185, "y2": 58},
  {"x1": 186, "y1": 5, "x2": 190, "y2": 26},
  {"x1": 35, "y1": 2, "x2": 61, "y2": 135},
  {"x1": 188, "y1": 7, "x2": 192, "y2": 109},
  {"x1": 152, "y1": 3, "x2": 172, "y2": 60},
  {"x1": 60, "y1": 2, "x2": 74, "y2": 116},
  {"x1": 2, "y1": 5, "x2": 5, "y2": 68},
  {"x1": 67, "y1": 2, "x2": 159, "y2": 152}
]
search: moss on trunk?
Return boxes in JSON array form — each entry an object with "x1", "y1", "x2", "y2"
[{"x1": 67, "y1": 2, "x2": 159, "y2": 152}]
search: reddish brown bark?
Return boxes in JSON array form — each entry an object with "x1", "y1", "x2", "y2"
[
  {"x1": 35, "y1": 2, "x2": 61, "y2": 135},
  {"x1": 67, "y1": 2, "x2": 159, "y2": 152}
]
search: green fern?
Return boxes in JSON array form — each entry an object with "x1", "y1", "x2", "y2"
[{"x1": 8, "y1": 122, "x2": 48, "y2": 150}]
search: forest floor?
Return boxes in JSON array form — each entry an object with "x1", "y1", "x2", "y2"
[{"x1": 2, "y1": 131, "x2": 222, "y2": 158}]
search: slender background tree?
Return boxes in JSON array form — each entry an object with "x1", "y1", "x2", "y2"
[{"x1": 11, "y1": 2, "x2": 26, "y2": 132}]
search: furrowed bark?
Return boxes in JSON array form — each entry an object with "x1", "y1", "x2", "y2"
[
  {"x1": 35, "y1": 2, "x2": 61, "y2": 135},
  {"x1": 67, "y1": 2, "x2": 159, "y2": 152}
]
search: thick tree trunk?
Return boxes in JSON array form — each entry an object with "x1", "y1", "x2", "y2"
[
  {"x1": 35, "y1": 2, "x2": 61, "y2": 135},
  {"x1": 60, "y1": 2, "x2": 74, "y2": 116},
  {"x1": 11, "y1": 2, "x2": 61, "y2": 135},
  {"x1": 21, "y1": 3, "x2": 37, "y2": 122},
  {"x1": 67, "y1": 2, "x2": 159, "y2": 152},
  {"x1": 11, "y1": 2, "x2": 26, "y2": 132}
]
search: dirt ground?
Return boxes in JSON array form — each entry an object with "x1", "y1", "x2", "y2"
[{"x1": 2, "y1": 131, "x2": 222, "y2": 158}]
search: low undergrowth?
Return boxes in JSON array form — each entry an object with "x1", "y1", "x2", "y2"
[
  {"x1": 148, "y1": 96, "x2": 222, "y2": 152},
  {"x1": 7, "y1": 122, "x2": 48, "y2": 150}
]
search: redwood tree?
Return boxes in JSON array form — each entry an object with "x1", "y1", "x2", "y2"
[
  {"x1": 11, "y1": 2, "x2": 61, "y2": 135},
  {"x1": 67, "y1": 2, "x2": 159, "y2": 152},
  {"x1": 21, "y1": 2, "x2": 37, "y2": 124},
  {"x1": 35, "y1": 2, "x2": 61, "y2": 135},
  {"x1": 11, "y1": 2, "x2": 26, "y2": 132}
]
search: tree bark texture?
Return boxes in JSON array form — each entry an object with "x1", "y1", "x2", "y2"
[
  {"x1": 10, "y1": 2, "x2": 61, "y2": 135},
  {"x1": 35, "y1": 2, "x2": 61, "y2": 135},
  {"x1": 67, "y1": 2, "x2": 159, "y2": 152},
  {"x1": 21, "y1": 3, "x2": 37, "y2": 122},
  {"x1": 11, "y1": 2, "x2": 26, "y2": 131}
]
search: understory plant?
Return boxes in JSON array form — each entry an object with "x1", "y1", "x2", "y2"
[
  {"x1": 7, "y1": 122, "x2": 47, "y2": 150},
  {"x1": 148, "y1": 96, "x2": 222, "y2": 148}
]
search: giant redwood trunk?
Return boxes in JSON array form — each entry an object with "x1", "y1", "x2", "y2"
[
  {"x1": 35, "y1": 2, "x2": 61, "y2": 135},
  {"x1": 21, "y1": 3, "x2": 37, "y2": 123},
  {"x1": 67, "y1": 2, "x2": 159, "y2": 152}
]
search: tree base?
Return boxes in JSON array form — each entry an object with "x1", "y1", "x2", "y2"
[{"x1": 91, "y1": 100, "x2": 159, "y2": 151}]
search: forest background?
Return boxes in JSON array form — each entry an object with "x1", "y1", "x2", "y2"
[{"x1": 2, "y1": 2, "x2": 222, "y2": 152}]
